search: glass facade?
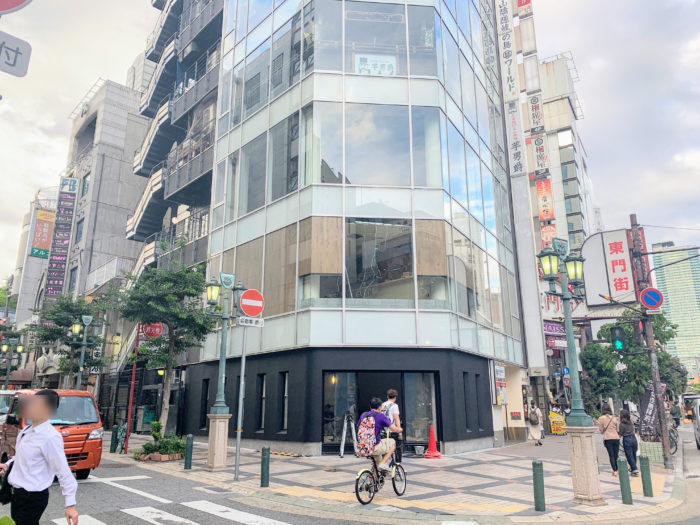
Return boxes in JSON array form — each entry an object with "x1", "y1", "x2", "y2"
[{"x1": 211, "y1": 0, "x2": 523, "y2": 366}]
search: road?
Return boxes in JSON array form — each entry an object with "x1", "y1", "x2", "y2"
[{"x1": 37, "y1": 458, "x2": 360, "y2": 525}]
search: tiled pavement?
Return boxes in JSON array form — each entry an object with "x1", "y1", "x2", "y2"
[{"x1": 109, "y1": 433, "x2": 682, "y2": 523}]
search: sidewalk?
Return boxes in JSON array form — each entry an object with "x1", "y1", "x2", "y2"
[{"x1": 106, "y1": 432, "x2": 686, "y2": 524}]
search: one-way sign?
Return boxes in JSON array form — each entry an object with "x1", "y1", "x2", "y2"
[{"x1": 0, "y1": 31, "x2": 31, "y2": 77}]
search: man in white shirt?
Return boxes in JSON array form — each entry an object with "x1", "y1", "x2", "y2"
[
  {"x1": 381, "y1": 389, "x2": 402, "y2": 463},
  {"x1": 0, "y1": 390, "x2": 78, "y2": 525}
]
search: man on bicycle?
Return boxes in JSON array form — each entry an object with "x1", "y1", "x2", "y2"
[
  {"x1": 360, "y1": 397, "x2": 402, "y2": 471},
  {"x1": 382, "y1": 389, "x2": 402, "y2": 462}
]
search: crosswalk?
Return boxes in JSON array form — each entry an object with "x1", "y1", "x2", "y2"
[{"x1": 51, "y1": 500, "x2": 292, "y2": 525}]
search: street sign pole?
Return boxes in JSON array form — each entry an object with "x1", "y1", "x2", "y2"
[{"x1": 233, "y1": 325, "x2": 247, "y2": 482}]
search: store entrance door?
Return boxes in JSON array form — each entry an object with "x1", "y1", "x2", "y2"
[{"x1": 356, "y1": 372, "x2": 402, "y2": 418}]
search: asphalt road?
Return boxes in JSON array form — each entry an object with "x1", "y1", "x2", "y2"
[{"x1": 25, "y1": 458, "x2": 359, "y2": 525}]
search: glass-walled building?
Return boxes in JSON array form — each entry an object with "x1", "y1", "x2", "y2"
[{"x1": 187, "y1": 0, "x2": 527, "y2": 454}]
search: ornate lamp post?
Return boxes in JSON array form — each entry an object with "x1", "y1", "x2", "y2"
[
  {"x1": 538, "y1": 241, "x2": 602, "y2": 505},
  {"x1": 72, "y1": 315, "x2": 93, "y2": 389},
  {"x1": 2, "y1": 338, "x2": 22, "y2": 390}
]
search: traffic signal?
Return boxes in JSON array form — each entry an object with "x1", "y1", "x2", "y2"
[{"x1": 610, "y1": 325, "x2": 625, "y2": 352}]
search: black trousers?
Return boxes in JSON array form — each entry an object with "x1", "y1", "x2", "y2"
[
  {"x1": 603, "y1": 439, "x2": 620, "y2": 472},
  {"x1": 11, "y1": 487, "x2": 49, "y2": 525}
]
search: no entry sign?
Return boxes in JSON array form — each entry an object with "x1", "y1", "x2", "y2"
[
  {"x1": 239, "y1": 289, "x2": 264, "y2": 317},
  {"x1": 639, "y1": 287, "x2": 664, "y2": 310},
  {"x1": 0, "y1": 0, "x2": 32, "y2": 14}
]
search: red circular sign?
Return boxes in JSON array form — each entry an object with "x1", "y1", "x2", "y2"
[
  {"x1": 0, "y1": 0, "x2": 32, "y2": 14},
  {"x1": 142, "y1": 323, "x2": 164, "y2": 339},
  {"x1": 239, "y1": 289, "x2": 264, "y2": 317}
]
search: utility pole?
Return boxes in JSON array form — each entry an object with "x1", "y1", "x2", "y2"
[{"x1": 630, "y1": 214, "x2": 673, "y2": 469}]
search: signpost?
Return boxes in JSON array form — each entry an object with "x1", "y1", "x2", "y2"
[
  {"x1": 562, "y1": 366, "x2": 570, "y2": 376},
  {"x1": 0, "y1": 30, "x2": 31, "y2": 77},
  {"x1": 639, "y1": 287, "x2": 664, "y2": 310},
  {"x1": 233, "y1": 289, "x2": 264, "y2": 482}
]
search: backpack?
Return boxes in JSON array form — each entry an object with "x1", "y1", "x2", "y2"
[
  {"x1": 529, "y1": 408, "x2": 539, "y2": 425},
  {"x1": 381, "y1": 402, "x2": 395, "y2": 420},
  {"x1": 356, "y1": 413, "x2": 377, "y2": 457}
]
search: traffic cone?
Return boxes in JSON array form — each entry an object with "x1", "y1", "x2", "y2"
[{"x1": 423, "y1": 424, "x2": 441, "y2": 459}]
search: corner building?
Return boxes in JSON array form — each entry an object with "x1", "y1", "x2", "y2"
[{"x1": 190, "y1": 0, "x2": 528, "y2": 454}]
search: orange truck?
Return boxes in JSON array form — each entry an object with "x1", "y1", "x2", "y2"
[{"x1": 0, "y1": 389, "x2": 103, "y2": 479}]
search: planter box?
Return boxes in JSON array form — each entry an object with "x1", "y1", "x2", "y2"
[{"x1": 138, "y1": 452, "x2": 183, "y2": 462}]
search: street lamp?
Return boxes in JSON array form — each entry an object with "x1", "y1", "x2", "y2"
[
  {"x1": 538, "y1": 240, "x2": 601, "y2": 504},
  {"x1": 74, "y1": 315, "x2": 93, "y2": 388},
  {"x1": 2, "y1": 337, "x2": 21, "y2": 390}
]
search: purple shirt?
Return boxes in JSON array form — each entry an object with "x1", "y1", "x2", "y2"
[{"x1": 360, "y1": 411, "x2": 392, "y2": 445}]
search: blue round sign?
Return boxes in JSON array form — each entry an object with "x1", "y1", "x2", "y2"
[
  {"x1": 562, "y1": 366, "x2": 570, "y2": 376},
  {"x1": 553, "y1": 371, "x2": 561, "y2": 378},
  {"x1": 639, "y1": 287, "x2": 664, "y2": 309}
]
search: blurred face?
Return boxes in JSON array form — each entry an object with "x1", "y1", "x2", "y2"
[{"x1": 22, "y1": 395, "x2": 52, "y2": 421}]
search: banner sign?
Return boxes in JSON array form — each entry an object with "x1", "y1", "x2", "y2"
[
  {"x1": 496, "y1": 0, "x2": 518, "y2": 102},
  {"x1": 527, "y1": 134, "x2": 550, "y2": 176},
  {"x1": 549, "y1": 410, "x2": 566, "y2": 435},
  {"x1": 540, "y1": 224, "x2": 556, "y2": 249},
  {"x1": 45, "y1": 177, "x2": 78, "y2": 299},
  {"x1": 504, "y1": 100, "x2": 525, "y2": 177},
  {"x1": 493, "y1": 361, "x2": 507, "y2": 406},
  {"x1": 536, "y1": 179, "x2": 554, "y2": 221},
  {"x1": 29, "y1": 209, "x2": 55, "y2": 259},
  {"x1": 517, "y1": 0, "x2": 533, "y2": 17},
  {"x1": 543, "y1": 321, "x2": 565, "y2": 336},
  {"x1": 528, "y1": 93, "x2": 545, "y2": 134},
  {"x1": 582, "y1": 229, "x2": 637, "y2": 306}
]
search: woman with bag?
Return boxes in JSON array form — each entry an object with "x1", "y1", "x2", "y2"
[
  {"x1": 597, "y1": 403, "x2": 621, "y2": 476},
  {"x1": 619, "y1": 409, "x2": 640, "y2": 476},
  {"x1": 528, "y1": 400, "x2": 543, "y2": 446}
]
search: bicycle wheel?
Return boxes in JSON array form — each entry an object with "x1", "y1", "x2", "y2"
[
  {"x1": 355, "y1": 470, "x2": 376, "y2": 505},
  {"x1": 392, "y1": 464, "x2": 406, "y2": 496},
  {"x1": 669, "y1": 431, "x2": 678, "y2": 455}
]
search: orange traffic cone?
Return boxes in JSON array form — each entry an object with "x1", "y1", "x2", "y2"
[{"x1": 423, "y1": 424, "x2": 441, "y2": 459}]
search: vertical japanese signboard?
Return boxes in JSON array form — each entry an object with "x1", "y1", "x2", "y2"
[
  {"x1": 527, "y1": 135, "x2": 550, "y2": 176},
  {"x1": 581, "y1": 229, "x2": 636, "y2": 306},
  {"x1": 504, "y1": 100, "x2": 525, "y2": 177},
  {"x1": 45, "y1": 177, "x2": 78, "y2": 299},
  {"x1": 527, "y1": 93, "x2": 545, "y2": 134},
  {"x1": 496, "y1": 0, "x2": 518, "y2": 102},
  {"x1": 29, "y1": 209, "x2": 55, "y2": 259},
  {"x1": 517, "y1": 0, "x2": 533, "y2": 17},
  {"x1": 536, "y1": 179, "x2": 554, "y2": 221},
  {"x1": 540, "y1": 224, "x2": 557, "y2": 249}
]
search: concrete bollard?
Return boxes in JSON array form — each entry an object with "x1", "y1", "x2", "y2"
[
  {"x1": 532, "y1": 459, "x2": 545, "y2": 512},
  {"x1": 184, "y1": 434, "x2": 193, "y2": 470},
  {"x1": 261, "y1": 446, "x2": 270, "y2": 487},
  {"x1": 617, "y1": 457, "x2": 633, "y2": 505},
  {"x1": 110, "y1": 428, "x2": 119, "y2": 454},
  {"x1": 640, "y1": 455, "x2": 653, "y2": 497}
]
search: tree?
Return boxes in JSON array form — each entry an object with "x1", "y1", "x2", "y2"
[
  {"x1": 120, "y1": 263, "x2": 214, "y2": 433},
  {"x1": 580, "y1": 343, "x2": 619, "y2": 413},
  {"x1": 32, "y1": 295, "x2": 107, "y2": 382}
]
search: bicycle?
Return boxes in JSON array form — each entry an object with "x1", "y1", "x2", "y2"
[{"x1": 355, "y1": 445, "x2": 406, "y2": 504}]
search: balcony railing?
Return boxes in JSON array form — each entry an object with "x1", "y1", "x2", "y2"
[
  {"x1": 145, "y1": 0, "x2": 180, "y2": 61},
  {"x1": 172, "y1": 39, "x2": 220, "y2": 104},
  {"x1": 163, "y1": 118, "x2": 215, "y2": 200},
  {"x1": 148, "y1": 207, "x2": 210, "y2": 268}
]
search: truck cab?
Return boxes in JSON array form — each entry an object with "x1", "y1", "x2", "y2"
[{"x1": 0, "y1": 389, "x2": 103, "y2": 480}]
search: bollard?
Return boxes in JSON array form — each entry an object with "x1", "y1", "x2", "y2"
[
  {"x1": 184, "y1": 434, "x2": 193, "y2": 470},
  {"x1": 640, "y1": 455, "x2": 653, "y2": 497},
  {"x1": 261, "y1": 446, "x2": 270, "y2": 488},
  {"x1": 110, "y1": 427, "x2": 119, "y2": 454},
  {"x1": 532, "y1": 459, "x2": 545, "y2": 512},
  {"x1": 617, "y1": 457, "x2": 633, "y2": 505}
]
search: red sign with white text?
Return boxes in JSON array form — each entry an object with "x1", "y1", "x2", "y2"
[
  {"x1": 141, "y1": 323, "x2": 164, "y2": 339},
  {"x1": 0, "y1": 0, "x2": 32, "y2": 14},
  {"x1": 239, "y1": 289, "x2": 264, "y2": 317}
]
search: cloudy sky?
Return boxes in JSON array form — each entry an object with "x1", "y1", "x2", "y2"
[{"x1": 0, "y1": 0, "x2": 699, "y2": 281}]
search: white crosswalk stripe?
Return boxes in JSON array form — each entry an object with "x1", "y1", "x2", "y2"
[
  {"x1": 53, "y1": 516, "x2": 108, "y2": 525},
  {"x1": 122, "y1": 506, "x2": 198, "y2": 524},
  {"x1": 181, "y1": 500, "x2": 291, "y2": 524}
]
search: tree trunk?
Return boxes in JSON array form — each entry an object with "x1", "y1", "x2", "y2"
[{"x1": 159, "y1": 326, "x2": 175, "y2": 435}]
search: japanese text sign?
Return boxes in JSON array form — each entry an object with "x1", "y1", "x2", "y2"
[
  {"x1": 496, "y1": 0, "x2": 518, "y2": 102},
  {"x1": 528, "y1": 93, "x2": 545, "y2": 134},
  {"x1": 536, "y1": 179, "x2": 554, "y2": 221},
  {"x1": 45, "y1": 178, "x2": 78, "y2": 299},
  {"x1": 581, "y1": 229, "x2": 636, "y2": 307},
  {"x1": 0, "y1": 31, "x2": 31, "y2": 77},
  {"x1": 504, "y1": 100, "x2": 526, "y2": 177},
  {"x1": 29, "y1": 209, "x2": 55, "y2": 259}
]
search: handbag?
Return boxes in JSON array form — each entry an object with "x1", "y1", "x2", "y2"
[{"x1": 0, "y1": 462, "x2": 13, "y2": 505}]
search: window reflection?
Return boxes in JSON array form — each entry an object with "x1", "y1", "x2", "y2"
[
  {"x1": 268, "y1": 113, "x2": 299, "y2": 202},
  {"x1": 249, "y1": 0, "x2": 273, "y2": 31},
  {"x1": 447, "y1": 122, "x2": 467, "y2": 207},
  {"x1": 298, "y1": 217, "x2": 342, "y2": 307},
  {"x1": 466, "y1": 145, "x2": 483, "y2": 223},
  {"x1": 302, "y1": 0, "x2": 343, "y2": 74},
  {"x1": 238, "y1": 133, "x2": 267, "y2": 215},
  {"x1": 345, "y1": 1, "x2": 407, "y2": 76},
  {"x1": 453, "y1": 230, "x2": 475, "y2": 318},
  {"x1": 225, "y1": 151, "x2": 239, "y2": 222},
  {"x1": 416, "y1": 220, "x2": 451, "y2": 309},
  {"x1": 231, "y1": 62, "x2": 244, "y2": 127},
  {"x1": 300, "y1": 102, "x2": 343, "y2": 185},
  {"x1": 482, "y1": 169, "x2": 496, "y2": 232},
  {"x1": 323, "y1": 372, "x2": 357, "y2": 444},
  {"x1": 345, "y1": 218, "x2": 414, "y2": 308},
  {"x1": 244, "y1": 40, "x2": 271, "y2": 118},
  {"x1": 264, "y1": 225, "x2": 298, "y2": 316},
  {"x1": 403, "y1": 373, "x2": 437, "y2": 442},
  {"x1": 412, "y1": 107, "x2": 445, "y2": 188},
  {"x1": 442, "y1": 27, "x2": 461, "y2": 104},
  {"x1": 408, "y1": 6, "x2": 441, "y2": 78},
  {"x1": 345, "y1": 103, "x2": 410, "y2": 186},
  {"x1": 271, "y1": 12, "x2": 302, "y2": 99}
]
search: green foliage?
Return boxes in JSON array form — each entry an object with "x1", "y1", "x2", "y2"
[
  {"x1": 136, "y1": 424, "x2": 185, "y2": 457},
  {"x1": 150, "y1": 421, "x2": 163, "y2": 442},
  {"x1": 580, "y1": 343, "x2": 619, "y2": 412},
  {"x1": 0, "y1": 286, "x2": 16, "y2": 312},
  {"x1": 687, "y1": 384, "x2": 700, "y2": 395}
]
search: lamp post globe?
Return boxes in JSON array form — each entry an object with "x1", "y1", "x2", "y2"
[
  {"x1": 565, "y1": 253, "x2": 585, "y2": 287},
  {"x1": 206, "y1": 279, "x2": 220, "y2": 305},
  {"x1": 537, "y1": 247, "x2": 560, "y2": 281},
  {"x1": 71, "y1": 322, "x2": 82, "y2": 336}
]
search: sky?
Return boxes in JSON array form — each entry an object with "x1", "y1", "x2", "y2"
[{"x1": 0, "y1": 0, "x2": 699, "y2": 281}]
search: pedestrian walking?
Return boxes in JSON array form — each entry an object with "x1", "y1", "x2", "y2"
[
  {"x1": 670, "y1": 400, "x2": 681, "y2": 429},
  {"x1": 528, "y1": 400, "x2": 543, "y2": 446},
  {"x1": 597, "y1": 403, "x2": 620, "y2": 477},
  {"x1": 0, "y1": 390, "x2": 78, "y2": 525},
  {"x1": 619, "y1": 409, "x2": 639, "y2": 476}
]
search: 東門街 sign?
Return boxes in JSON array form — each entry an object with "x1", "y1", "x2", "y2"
[
  {"x1": 45, "y1": 177, "x2": 78, "y2": 300},
  {"x1": 581, "y1": 229, "x2": 637, "y2": 307}
]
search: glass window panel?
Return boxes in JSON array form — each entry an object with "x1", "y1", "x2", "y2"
[
  {"x1": 249, "y1": 0, "x2": 273, "y2": 31},
  {"x1": 238, "y1": 132, "x2": 267, "y2": 215},
  {"x1": 456, "y1": 0, "x2": 470, "y2": 42},
  {"x1": 345, "y1": 1, "x2": 407, "y2": 76},
  {"x1": 214, "y1": 160, "x2": 226, "y2": 204},
  {"x1": 268, "y1": 112, "x2": 300, "y2": 202},
  {"x1": 264, "y1": 225, "x2": 297, "y2": 316},
  {"x1": 466, "y1": 144, "x2": 482, "y2": 222},
  {"x1": 447, "y1": 122, "x2": 467, "y2": 206},
  {"x1": 453, "y1": 229, "x2": 475, "y2": 318},
  {"x1": 412, "y1": 106, "x2": 444, "y2": 188},
  {"x1": 271, "y1": 13, "x2": 302, "y2": 99},
  {"x1": 236, "y1": 0, "x2": 249, "y2": 41},
  {"x1": 323, "y1": 372, "x2": 357, "y2": 444},
  {"x1": 300, "y1": 102, "x2": 343, "y2": 185},
  {"x1": 345, "y1": 187, "x2": 411, "y2": 217},
  {"x1": 244, "y1": 40, "x2": 271, "y2": 118},
  {"x1": 440, "y1": 111, "x2": 449, "y2": 192},
  {"x1": 407, "y1": 6, "x2": 441, "y2": 79},
  {"x1": 231, "y1": 62, "x2": 244, "y2": 127},
  {"x1": 403, "y1": 373, "x2": 437, "y2": 443},
  {"x1": 482, "y1": 170, "x2": 496, "y2": 232},
  {"x1": 226, "y1": 0, "x2": 237, "y2": 34},
  {"x1": 442, "y1": 26, "x2": 461, "y2": 103},
  {"x1": 298, "y1": 216, "x2": 342, "y2": 307},
  {"x1": 345, "y1": 103, "x2": 410, "y2": 186},
  {"x1": 302, "y1": 0, "x2": 343, "y2": 75},
  {"x1": 474, "y1": 246, "x2": 491, "y2": 324},
  {"x1": 212, "y1": 205, "x2": 225, "y2": 228},
  {"x1": 219, "y1": 70, "x2": 232, "y2": 115},
  {"x1": 225, "y1": 151, "x2": 239, "y2": 222},
  {"x1": 345, "y1": 218, "x2": 414, "y2": 308},
  {"x1": 563, "y1": 178, "x2": 579, "y2": 197},
  {"x1": 469, "y1": 2, "x2": 483, "y2": 65},
  {"x1": 416, "y1": 220, "x2": 451, "y2": 309},
  {"x1": 487, "y1": 256, "x2": 504, "y2": 331},
  {"x1": 235, "y1": 237, "x2": 264, "y2": 290},
  {"x1": 475, "y1": 79, "x2": 490, "y2": 144},
  {"x1": 460, "y1": 53, "x2": 477, "y2": 127}
]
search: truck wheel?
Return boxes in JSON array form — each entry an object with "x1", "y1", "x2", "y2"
[{"x1": 76, "y1": 469, "x2": 91, "y2": 480}]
